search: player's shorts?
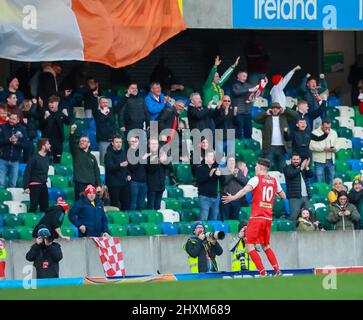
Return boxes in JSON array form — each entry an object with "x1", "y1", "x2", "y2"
[{"x1": 245, "y1": 218, "x2": 272, "y2": 246}]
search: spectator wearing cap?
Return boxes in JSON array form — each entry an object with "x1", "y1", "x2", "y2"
[
  {"x1": 68, "y1": 185, "x2": 110, "y2": 237},
  {"x1": 104, "y1": 134, "x2": 131, "y2": 211},
  {"x1": 300, "y1": 73, "x2": 328, "y2": 116},
  {"x1": 328, "y1": 191, "x2": 360, "y2": 231},
  {"x1": 69, "y1": 124, "x2": 101, "y2": 200},
  {"x1": 32, "y1": 198, "x2": 70, "y2": 240},
  {"x1": 309, "y1": 118, "x2": 339, "y2": 184},
  {"x1": 253, "y1": 102, "x2": 297, "y2": 172},
  {"x1": 270, "y1": 66, "x2": 301, "y2": 110},
  {"x1": 39, "y1": 95, "x2": 70, "y2": 163},
  {"x1": 0, "y1": 113, "x2": 27, "y2": 188},
  {"x1": 230, "y1": 222, "x2": 256, "y2": 272},
  {"x1": 184, "y1": 221, "x2": 223, "y2": 273},
  {"x1": 283, "y1": 154, "x2": 313, "y2": 222},
  {"x1": 26, "y1": 226, "x2": 63, "y2": 279},
  {"x1": 231, "y1": 70, "x2": 258, "y2": 139},
  {"x1": 0, "y1": 75, "x2": 24, "y2": 105},
  {"x1": 349, "y1": 179, "x2": 363, "y2": 228},
  {"x1": 220, "y1": 156, "x2": 248, "y2": 220},
  {"x1": 23, "y1": 138, "x2": 51, "y2": 213},
  {"x1": 92, "y1": 96, "x2": 124, "y2": 166}
]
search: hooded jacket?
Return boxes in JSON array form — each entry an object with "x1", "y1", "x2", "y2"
[
  {"x1": 328, "y1": 202, "x2": 360, "y2": 231},
  {"x1": 68, "y1": 195, "x2": 109, "y2": 237}
]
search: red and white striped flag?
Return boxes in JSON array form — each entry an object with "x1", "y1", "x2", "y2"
[{"x1": 93, "y1": 237, "x2": 126, "y2": 278}]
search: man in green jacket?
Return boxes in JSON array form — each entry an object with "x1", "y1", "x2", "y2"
[
  {"x1": 70, "y1": 124, "x2": 101, "y2": 200},
  {"x1": 203, "y1": 56, "x2": 240, "y2": 106},
  {"x1": 253, "y1": 102, "x2": 297, "y2": 172}
]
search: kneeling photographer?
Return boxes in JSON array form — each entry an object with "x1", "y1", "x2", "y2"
[
  {"x1": 184, "y1": 221, "x2": 223, "y2": 273},
  {"x1": 26, "y1": 226, "x2": 63, "y2": 279},
  {"x1": 230, "y1": 222, "x2": 256, "y2": 272}
]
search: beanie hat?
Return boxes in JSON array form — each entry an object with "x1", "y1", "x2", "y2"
[
  {"x1": 37, "y1": 227, "x2": 51, "y2": 238},
  {"x1": 191, "y1": 221, "x2": 204, "y2": 234},
  {"x1": 57, "y1": 197, "x2": 69, "y2": 212},
  {"x1": 272, "y1": 74, "x2": 283, "y2": 86},
  {"x1": 85, "y1": 184, "x2": 97, "y2": 196}
]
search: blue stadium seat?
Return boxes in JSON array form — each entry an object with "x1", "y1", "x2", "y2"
[
  {"x1": 85, "y1": 118, "x2": 96, "y2": 132},
  {"x1": 349, "y1": 159, "x2": 363, "y2": 171},
  {"x1": 209, "y1": 221, "x2": 229, "y2": 233},
  {"x1": 280, "y1": 183, "x2": 287, "y2": 192},
  {"x1": 160, "y1": 222, "x2": 179, "y2": 235},
  {"x1": 285, "y1": 87, "x2": 299, "y2": 98},
  {"x1": 251, "y1": 106, "x2": 264, "y2": 117},
  {"x1": 0, "y1": 217, "x2": 3, "y2": 227},
  {"x1": 246, "y1": 192, "x2": 252, "y2": 205},
  {"x1": 48, "y1": 188, "x2": 66, "y2": 201},
  {"x1": 327, "y1": 96, "x2": 342, "y2": 107},
  {"x1": 351, "y1": 138, "x2": 363, "y2": 150}
]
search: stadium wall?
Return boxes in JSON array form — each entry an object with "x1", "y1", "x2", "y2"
[{"x1": 3, "y1": 231, "x2": 363, "y2": 280}]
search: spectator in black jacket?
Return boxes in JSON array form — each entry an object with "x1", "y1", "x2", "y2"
[
  {"x1": 32, "y1": 198, "x2": 70, "y2": 240},
  {"x1": 190, "y1": 136, "x2": 210, "y2": 177},
  {"x1": 26, "y1": 227, "x2": 63, "y2": 279},
  {"x1": 22, "y1": 99, "x2": 40, "y2": 162},
  {"x1": 24, "y1": 138, "x2": 51, "y2": 213},
  {"x1": 213, "y1": 95, "x2": 236, "y2": 158},
  {"x1": 145, "y1": 138, "x2": 168, "y2": 210},
  {"x1": 119, "y1": 83, "x2": 149, "y2": 139},
  {"x1": 283, "y1": 154, "x2": 313, "y2": 223},
  {"x1": 37, "y1": 62, "x2": 63, "y2": 104},
  {"x1": 0, "y1": 113, "x2": 27, "y2": 188},
  {"x1": 187, "y1": 92, "x2": 213, "y2": 132},
  {"x1": 232, "y1": 70, "x2": 258, "y2": 139},
  {"x1": 196, "y1": 151, "x2": 220, "y2": 221},
  {"x1": 80, "y1": 77, "x2": 101, "y2": 118},
  {"x1": 92, "y1": 96, "x2": 123, "y2": 165},
  {"x1": 39, "y1": 95, "x2": 70, "y2": 163},
  {"x1": 220, "y1": 156, "x2": 248, "y2": 220},
  {"x1": 104, "y1": 134, "x2": 131, "y2": 210},
  {"x1": 127, "y1": 135, "x2": 148, "y2": 210}
]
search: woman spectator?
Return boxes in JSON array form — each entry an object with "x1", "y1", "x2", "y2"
[
  {"x1": 220, "y1": 157, "x2": 248, "y2": 220},
  {"x1": 296, "y1": 208, "x2": 323, "y2": 232},
  {"x1": 328, "y1": 178, "x2": 347, "y2": 205},
  {"x1": 348, "y1": 179, "x2": 363, "y2": 229},
  {"x1": 328, "y1": 191, "x2": 360, "y2": 231}
]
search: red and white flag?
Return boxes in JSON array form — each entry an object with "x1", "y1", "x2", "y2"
[{"x1": 93, "y1": 237, "x2": 126, "y2": 278}]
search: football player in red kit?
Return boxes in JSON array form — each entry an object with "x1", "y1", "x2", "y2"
[{"x1": 222, "y1": 158, "x2": 286, "y2": 276}]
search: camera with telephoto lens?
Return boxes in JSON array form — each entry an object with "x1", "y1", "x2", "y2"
[
  {"x1": 205, "y1": 231, "x2": 225, "y2": 240},
  {"x1": 235, "y1": 252, "x2": 247, "y2": 270}
]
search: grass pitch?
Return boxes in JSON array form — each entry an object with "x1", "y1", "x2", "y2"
[{"x1": 1, "y1": 274, "x2": 362, "y2": 300}]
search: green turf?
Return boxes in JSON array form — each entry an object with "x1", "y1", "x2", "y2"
[{"x1": 1, "y1": 274, "x2": 363, "y2": 300}]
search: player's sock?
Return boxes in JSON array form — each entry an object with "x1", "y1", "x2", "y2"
[
  {"x1": 264, "y1": 248, "x2": 279, "y2": 272},
  {"x1": 249, "y1": 249, "x2": 266, "y2": 276}
]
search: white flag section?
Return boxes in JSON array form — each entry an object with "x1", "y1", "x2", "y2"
[
  {"x1": 92, "y1": 237, "x2": 126, "y2": 278},
  {"x1": 0, "y1": 0, "x2": 84, "y2": 62}
]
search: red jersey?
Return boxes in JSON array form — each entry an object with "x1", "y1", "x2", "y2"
[{"x1": 247, "y1": 175, "x2": 282, "y2": 220}]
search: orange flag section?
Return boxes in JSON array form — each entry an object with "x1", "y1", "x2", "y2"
[{"x1": 72, "y1": 0, "x2": 186, "y2": 68}]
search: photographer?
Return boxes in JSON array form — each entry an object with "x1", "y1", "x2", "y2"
[
  {"x1": 230, "y1": 222, "x2": 256, "y2": 272},
  {"x1": 328, "y1": 191, "x2": 360, "y2": 231},
  {"x1": 184, "y1": 221, "x2": 223, "y2": 273},
  {"x1": 25, "y1": 227, "x2": 63, "y2": 279}
]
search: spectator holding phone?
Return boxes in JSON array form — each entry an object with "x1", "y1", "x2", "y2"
[{"x1": 328, "y1": 191, "x2": 360, "y2": 231}]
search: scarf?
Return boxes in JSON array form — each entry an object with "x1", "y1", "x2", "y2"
[
  {"x1": 99, "y1": 105, "x2": 110, "y2": 116},
  {"x1": 311, "y1": 88, "x2": 322, "y2": 105}
]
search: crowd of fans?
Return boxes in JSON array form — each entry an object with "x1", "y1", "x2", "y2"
[{"x1": 0, "y1": 56, "x2": 362, "y2": 243}]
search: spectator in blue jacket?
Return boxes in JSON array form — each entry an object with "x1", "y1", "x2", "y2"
[
  {"x1": 68, "y1": 184, "x2": 110, "y2": 238},
  {"x1": 0, "y1": 113, "x2": 27, "y2": 188},
  {"x1": 144, "y1": 82, "x2": 172, "y2": 121}
]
